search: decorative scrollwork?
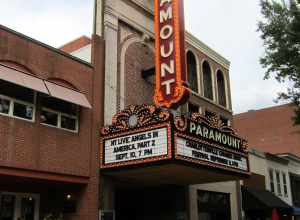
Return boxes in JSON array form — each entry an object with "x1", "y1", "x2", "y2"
[
  {"x1": 174, "y1": 116, "x2": 187, "y2": 131},
  {"x1": 101, "y1": 105, "x2": 171, "y2": 135},
  {"x1": 191, "y1": 112, "x2": 235, "y2": 134}
]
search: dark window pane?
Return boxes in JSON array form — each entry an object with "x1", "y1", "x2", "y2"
[
  {"x1": 217, "y1": 70, "x2": 227, "y2": 107},
  {"x1": 0, "y1": 98, "x2": 10, "y2": 114},
  {"x1": 187, "y1": 51, "x2": 198, "y2": 92},
  {"x1": 269, "y1": 169, "x2": 275, "y2": 193},
  {"x1": 13, "y1": 102, "x2": 34, "y2": 120},
  {"x1": 0, "y1": 79, "x2": 34, "y2": 103},
  {"x1": 61, "y1": 115, "x2": 77, "y2": 131},
  {"x1": 203, "y1": 61, "x2": 213, "y2": 100},
  {"x1": 40, "y1": 110, "x2": 58, "y2": 126}
]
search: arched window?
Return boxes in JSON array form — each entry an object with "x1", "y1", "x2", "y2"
[
  {"x1": 202, "y1": 61, "x2": 213, "y2": 100},
  {"x1": 217, "y1": 70, "x2": 227, "y2": 107},
  {"x1": 187, "y1": 51, "x2": 198, "y2": 92}
]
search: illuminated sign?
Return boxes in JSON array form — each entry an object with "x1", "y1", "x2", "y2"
[
  {"x1": 104, "y1": 127, "x2": 168, "y2": 165},
  {"x1": 188, "y1": 121, "x2": 243, "y2": 151},
  {"x1": 154, "y1": 0, "x2": 189, "y2": 109},
  {"x1": 176, "y1": 135, "x2": 249, "y2": 172},
  {"x1": 100, "y1": 105, "x2": 250, "y2": 176}
]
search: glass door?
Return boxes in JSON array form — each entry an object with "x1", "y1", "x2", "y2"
[{"x1": 21, "y1": 196, "x2": 36, "y2": 220}]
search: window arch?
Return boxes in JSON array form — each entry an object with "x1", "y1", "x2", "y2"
[
  {"x1": 186, "y1": 51, "x2": 198, "y2": 92},
  {"x1": 202, "y1": 61, "x2": 213, "y2": 100},
  {"x1": 217, "y1": 70, "x2": 227, "y2": 107}
]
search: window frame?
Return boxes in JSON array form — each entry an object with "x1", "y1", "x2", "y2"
[
  {"x1": 186, "y1": 50, "x2": 200, "y2": 93},
  {"x1": 282, "y1": 172, "x2": 288, "y2": 197},
  {"x1": 216, "y1": 69, "x2": 228, "y2": 108},
  {"x1": 202, "y1": 60, "x2": 214, "y2": 101},
  {"x1": 40, "y1": 107, "x2": 79, "y2": 133},
  {"x1": 269, "y1": 168, "x2": 275, "y2": 193},
  {"x1": 0, "y1": 93, "x2": 36, "y2": 122},
  {"x1": 275, "y1": 170, "x2": 282, "y2": 196}
]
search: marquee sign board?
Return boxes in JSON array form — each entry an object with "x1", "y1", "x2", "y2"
[
  {"x1": 100, "y1": 105, "x2": 250, "y2": 176},
  {"x1": 176, "y1": 135, "x2": 249, "y2": 172},
  {"x1": 104, "y1": 127, "x2": 169, "y2": 166},
  {"x1": 154, "y1": 0, "x2": 189, "y2": 109}
]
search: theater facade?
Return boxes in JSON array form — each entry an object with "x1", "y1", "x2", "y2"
[
  {"x1": 93, "y1": 0, "x2": 251, "y2": 220},
  {"x1": 0, "y1": 0, "x2": 251, "y2": 220}
]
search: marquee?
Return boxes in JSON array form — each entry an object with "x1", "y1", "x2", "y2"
[{"x1": 100, "y1": 105, "x2": 250, "y2": 177}]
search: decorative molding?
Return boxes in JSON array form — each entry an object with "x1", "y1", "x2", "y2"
[
  {"x1": 186, "y1": 32, "x2": 231, "y2": 70},
  {"x1": 101, "y1": 105, "x2": 171, "y2": 135}
]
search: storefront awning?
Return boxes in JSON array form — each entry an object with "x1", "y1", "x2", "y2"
[
  {"x1": 242, "y1": 187, "x2": 293, "y2": 214},
  {"x1": 45, "y1": 81, "x2": 92, "y2": 108},
  {"x1": 0, "y1": 64, "x2": 49, "y2": 94},
  {"x1": 293, "y1": 207, "x2": 300, "y2": 216},
  {"x1": 0, "y1": 64, "x2": 92, "y2": 108}
]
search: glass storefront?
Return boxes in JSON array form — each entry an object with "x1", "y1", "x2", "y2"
[{"x1": 0, "y1": 192, "x2": 39, "y2": 220}]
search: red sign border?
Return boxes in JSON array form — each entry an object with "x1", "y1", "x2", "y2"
[
  {"x1": 100, "y1": 123, "x2": 172, "y2": 169},
  {"x1": 154, "y1": 0, "x2": 189, "y2": 109}
]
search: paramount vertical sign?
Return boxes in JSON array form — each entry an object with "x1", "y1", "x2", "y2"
[{"x1": 154, "y1": 0, "x2": 189, "y2": 109}]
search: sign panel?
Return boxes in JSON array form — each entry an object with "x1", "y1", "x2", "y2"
[
  {"x1": 154, "y1": 0, "x2": 189, "y2": 108},
  {"x1": 104, "y1": 127, "x2": 168, "y2": 165},
  {"x1": 176, "y1": 136, "x2": 249, "y2": 172},
  {"x1": 188, "y1": 121, "x2": 244, "y2": 152}
]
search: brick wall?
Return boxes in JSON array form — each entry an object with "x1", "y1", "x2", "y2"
[{"x1": 0, "y1": 25, "x2": 94, "y2": 178}]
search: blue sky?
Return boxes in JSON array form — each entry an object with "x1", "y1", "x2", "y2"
[{"x1": 0, "y1": 0, "x2": 288, "y2": 114}]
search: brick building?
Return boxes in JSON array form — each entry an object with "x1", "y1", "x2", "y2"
[
  {"x1": 0, "y1": 25, "x2": 105, "y2": 220},
  {"x1": 234, "y1": 104, "x2": 300, "y2": 220}
]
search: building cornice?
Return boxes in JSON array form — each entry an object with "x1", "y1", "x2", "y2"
[{"x1": 186, "y1": 32, "x2": 230, "y2": 70}]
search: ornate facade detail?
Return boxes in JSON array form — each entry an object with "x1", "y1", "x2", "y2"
[
  {"x1": 101, "y1": 105, "x2": 171, "y2": 135},
  {"x1": 174, "y1": 117, "x2": 187, "y2": 132},
  {"x1": 191, "y1": 112, "x2": 235, "y2": 134}
]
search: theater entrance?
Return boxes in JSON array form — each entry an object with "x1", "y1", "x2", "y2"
[{"x1": 115, "y1": 185, "x2": 187, "y2": 220}]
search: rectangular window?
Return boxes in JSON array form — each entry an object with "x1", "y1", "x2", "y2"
[
  {"x1": 13, "y1": 102, "x2": 34, "y2": 120},
  {"x1": 276, "y1": 171, "x2": 282, "y2": 195},
  {"x1": 269, "y1": 169, "x2": 275, "y2": 193},
  {"x1": 0, "y1": 79, "x2": 35, "y2": 122},
  {"x1": 40, "y1": 109, "x2": 58, "y2": 127},
  {"x1": 283, "y1": 172, "x2": 288, "y2": 196},
  {"x1": 61, "y1": 115, "x2": 77, "y2": 131},
  {"x1": 40, "y1": 96, "x2": 78, "y2": 132},
  {"x1": 40, "y1": 108, "x2": 78, "y2": 132},
  {"x1": 0, "y1": 97, "x2": 10, "y2": 115}
]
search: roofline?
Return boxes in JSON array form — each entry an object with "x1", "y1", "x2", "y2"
[
  {"x1": 265, "y1": 153, "x2": 290, "y2": 165},
  {"x1": 277, "y1": 153, "x2": 300, "y2": 163},
  {"x1": 186, "y1": 31, "x2": 231, "y2": 70},
  {"x1": 234, "y1": 103, "x2": 294, "y2": 116},
  {"x1": 0, "y1": 24, "x2": 93, "y2": 68},
  {"x1": 58, "y1": 35, "x2": 91, "y2": 49}
]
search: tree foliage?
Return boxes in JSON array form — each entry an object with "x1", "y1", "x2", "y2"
[{"x1": 258, "y1": 0, "x2": 300, "y2": 124}]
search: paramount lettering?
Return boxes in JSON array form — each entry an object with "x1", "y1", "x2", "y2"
[
  {"x1": 154, "y1": 0, "x2": 189, "y2": 108},
  {"x1": 189, "y1": 122, "x2": 242, "y2": 150}
]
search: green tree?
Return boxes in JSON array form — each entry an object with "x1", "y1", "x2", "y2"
[{"x1": 258, "y1": 0, "x2": 300, "y2": 124}]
